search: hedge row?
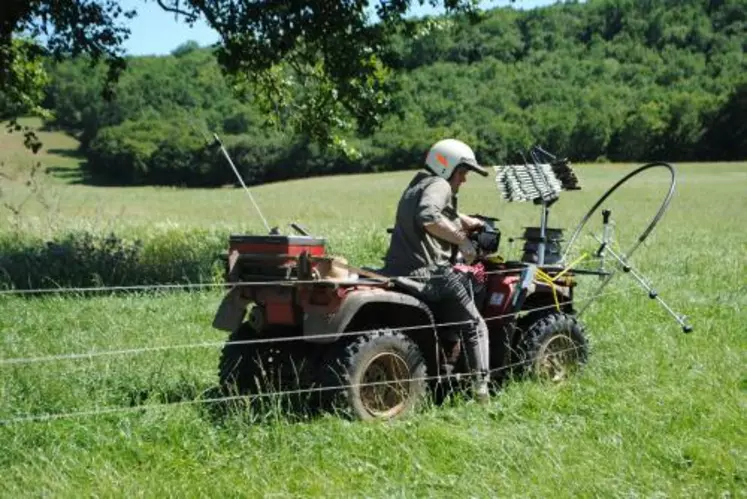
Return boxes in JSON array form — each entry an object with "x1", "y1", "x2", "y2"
[{"x1": 0, "y1": 230, "x2": 227, "y2": 292}]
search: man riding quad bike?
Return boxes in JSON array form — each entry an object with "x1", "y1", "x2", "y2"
[
  {"x1": 382, "y1": 138, "x2": 494, "y2": 402},
  {"x1": 213, "y1": 139, "x2": 589, "y2": 421}
]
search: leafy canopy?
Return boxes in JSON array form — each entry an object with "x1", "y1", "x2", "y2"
[{"x1": 0, "y1": 0, "x2": 497, "y2": 150}]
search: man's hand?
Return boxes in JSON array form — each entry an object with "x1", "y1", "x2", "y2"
[
  {"x1": 459, "y1": 214, "x2": 485, "y2": 232},
  {"x1": 458, "y1": 239, "x2": 477, "y2": 264}
]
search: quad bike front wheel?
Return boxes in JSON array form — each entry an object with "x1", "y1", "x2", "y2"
[
  {"x1": 520, "y1": 313, "x2": 589, "y2": 381},
  {"x1": 320, "y1": 329, "x2": 428, "y2": 421}
]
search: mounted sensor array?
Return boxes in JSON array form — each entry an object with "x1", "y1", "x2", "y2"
[
  {"x1": 492, "y1": 147, "x2": 581, "y2": 265},
  {"x1": 494, "y1": 157, "x2": 580, "y2": 204}
]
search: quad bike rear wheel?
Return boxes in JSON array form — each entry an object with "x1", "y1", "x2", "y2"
[
  {"x1": 520, "y1": 313, "x2": 589, "y2": 381},
  {"x1": 218, "y1": 322, "x2": 317, "y2": 410},
  {"x1": 320, "y1": 329, "x2": 427, "y2": 421}
]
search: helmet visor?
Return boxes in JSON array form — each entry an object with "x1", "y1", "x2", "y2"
[{"x1": 459, "y1": 157, "x2": 489, "y2": 177}]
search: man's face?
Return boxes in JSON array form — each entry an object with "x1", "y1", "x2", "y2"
[{"x1": 449, "y1": 166, "x2": 469, "y2": 193}]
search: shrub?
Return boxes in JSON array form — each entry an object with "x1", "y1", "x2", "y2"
[{"x1": 0, "y1": 230, "x2": 226, "y2": 292}]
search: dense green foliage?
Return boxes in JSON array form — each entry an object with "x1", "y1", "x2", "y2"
[
  {"x1": 0, "y1": 230, "x2": 226, "y2": 291},
  {"x1": 2, "y1": 0, "x2": 483, "y2": 151},
  {"x1": 40, "y1": 0, "x2": 747, "y2": 186}
]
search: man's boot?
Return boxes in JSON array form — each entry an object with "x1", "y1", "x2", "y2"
[
  {"x1": 472, "y1": 372, "x2": 490, "y2": 403},
  {"x1": 464, "y1": 317, "x2": 491, "y2": 403}
]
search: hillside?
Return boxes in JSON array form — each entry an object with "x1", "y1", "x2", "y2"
[{"x1": 26, "y1": 0, "x2": 747, "y2": 187}]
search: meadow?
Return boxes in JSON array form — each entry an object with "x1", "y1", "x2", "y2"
[{"x1": 0, "y1": 123, "x2": 745, "y2": 496}]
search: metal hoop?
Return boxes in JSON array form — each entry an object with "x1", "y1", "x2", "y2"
[{"x1": 562, "y1": 162, "x2": 677, "y2": 263}]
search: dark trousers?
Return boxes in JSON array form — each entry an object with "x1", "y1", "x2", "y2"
[{"x1": 409, "y1": 266, "x2": 490, "y2": 379}]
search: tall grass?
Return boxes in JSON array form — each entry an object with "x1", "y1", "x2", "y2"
[{"x1": 0, "y1": 155, "x2": 745, "y2": 496}]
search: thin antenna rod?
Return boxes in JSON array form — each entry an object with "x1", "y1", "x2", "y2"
[{"x1": 213, "y1": 133, "x2": 271, "y2": 233}]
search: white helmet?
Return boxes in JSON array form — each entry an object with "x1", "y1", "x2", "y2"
[{"x1": 425, "y1": 138, "x2": 488, "y2": 180}]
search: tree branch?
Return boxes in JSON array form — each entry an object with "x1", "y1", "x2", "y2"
[{"x1": 155, "y1": 0, "x2": 199, "y2": 22}]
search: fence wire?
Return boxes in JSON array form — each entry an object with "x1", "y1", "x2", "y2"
[
  {"x1": 0, "y1": 259, "x2": 605, "y2": 297},
  {"x1": 0, "y1": 286, "x2": 634, "y2": 367},
  {"x1": 0, "y1": 342, "x2": 590, "y2": 426},
  {"x1": 0, "y1": 286, "x2": 638, "y2": 426}
]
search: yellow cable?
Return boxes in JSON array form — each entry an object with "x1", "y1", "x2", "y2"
[
  {"x1": 533, "y1": 250, "x2": 590, "y2": 312},
  {"x1": 510, "y1": 250, "x2": 589, "y2": 314},
  {"x1": 533, "y1": 270, "x2": 561, "y2": 312},
  {"x1": 552, "y1": 252, "x2": 589, "y2": 281}
]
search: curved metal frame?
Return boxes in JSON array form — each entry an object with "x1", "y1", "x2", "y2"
[
  {"x1": 562, "y1": 162, "x2": 688, "y2": 329},
  {"x1": 563, "y1": 161, "x2": 677, "y2": 263}
]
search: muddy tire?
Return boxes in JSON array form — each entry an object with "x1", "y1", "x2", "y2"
[
  {"x1": 519, "y1": 313, "x2": 589, "y2": 381},
  {"x1": 320, "y1": 329, "x2": 428, "y2": 421}
]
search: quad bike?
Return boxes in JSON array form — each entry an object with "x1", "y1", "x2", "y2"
[
  {"x1": 207, "y1": 136, "x2": 692, "y2": 421},
  {"x1": 211, "y1": 225, "x2": 586, "y2": 420}
]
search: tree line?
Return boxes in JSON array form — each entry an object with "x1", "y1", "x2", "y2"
[{"x1": 36, "y1": 0, "x2": 747, "y2": 187}]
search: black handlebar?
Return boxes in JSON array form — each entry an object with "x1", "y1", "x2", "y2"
[{"x1": 469, "y1": 221, "x2": 501, "y2": 255}]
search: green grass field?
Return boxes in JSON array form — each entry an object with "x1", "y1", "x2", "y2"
[{"x1": 0, "y1": 124, "x2": 745, "y2": 496}]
